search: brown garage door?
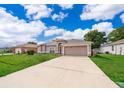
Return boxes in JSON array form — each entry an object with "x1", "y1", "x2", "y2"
[{"x1": 64, "y1": 46, "x2": 87, "y2": 56}]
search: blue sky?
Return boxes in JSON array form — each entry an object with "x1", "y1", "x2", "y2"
[{"x1": 0, "y1": 4, "x2": 124, "y2": 47}]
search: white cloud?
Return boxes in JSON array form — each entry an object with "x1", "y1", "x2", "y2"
[
  {"x1": 55, "y1": 22, "x2": 113, "y2": 39},
  {"x1": 80, "y1": 4, "x2": 124, "y2": 21},
  {"x1": 120, "y1": 13, "x2": 124, "y2": 23},
  {"x1": 92, "y1": 22, "x2": 113, "y2": 35},
  {"x1": 58, "y1": 4, "x2": 73, "y2": 10},
  {"x1": 22, "y1": 4, "x2": 53, "y2": 20},
  {"x1": 51, "y1": 12, "x2": 68, "y2": 22},
  {"x1": 0, "y1": 7, "x2": 46, "y2": 47},
  {"x1": 58, "y1": 28, "x2": 90, "y2": 40},
  {"x1": 44, "y1": 26, "x2": 65, "y2": 37},
  {"x1": 37, "y1": 41, "x2": 45, "y2": 45},
  {"x1": 44, "y1": 27, "x2": 90, "y2": 39}
]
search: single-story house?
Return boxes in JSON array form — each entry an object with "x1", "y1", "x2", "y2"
[
  {"x1": 12, "y1": 43, "x2": 37, "y2": 54},
  {"x1": 100, "y1": 39, "x2": 124, "y2": 55},
  {"x1": 38, "y1": 39, "x2": 92, "y2": 56}
]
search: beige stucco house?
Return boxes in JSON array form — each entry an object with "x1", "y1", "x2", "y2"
[
  {"x1": 100, "y1": 39, "x2": 124, "y2": 55},
  {"x1": 38, "y1": 39, "x2": 92, "y2": 56},
  {"x1": 12, "y1": 43, "x2": 37, "y2": 54}
]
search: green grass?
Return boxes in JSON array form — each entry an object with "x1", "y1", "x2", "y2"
[
  {"x1": 90, "y1": 54, "x2": 124, "y2": 87},
  {"x1": 0, "y1": 53, "x2": 59, "y2": 77}
]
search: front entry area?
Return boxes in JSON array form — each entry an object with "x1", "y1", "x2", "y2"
[{"x1": 64, "y1": 46, "x2": 87, "y2": 56}]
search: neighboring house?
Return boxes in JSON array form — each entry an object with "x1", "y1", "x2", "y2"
[
  {"x1": 38, "y1": 39, "x2": 92, "y2": 56},
  {"x1": 0, "y1": 47, "x2": 11, "y2": 53},
  {"x1": 12, "y1": 43, "x2": 37, "y2": 54},
  {"x1": 100, "y1": 39, "x2": 124, "y2": 55}
]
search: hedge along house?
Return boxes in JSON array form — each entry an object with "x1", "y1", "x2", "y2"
[
  {"x1": 12, "y1": 43, "x2": 37, "y2": 54},
  {"x1": 100, "y1": 39, "x2": 124, "y2": 55},
  {"x1": 37, "y1": 39, "x2": 92, "y2": 56}
]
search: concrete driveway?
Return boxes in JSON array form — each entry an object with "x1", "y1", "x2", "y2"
[{"x1": 0, "y1": 56, "x2": 118, "y2": 88}]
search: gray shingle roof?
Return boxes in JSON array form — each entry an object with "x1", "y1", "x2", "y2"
[
  {"x1": 40, "y1": 39, "x2": 92, "y2": 47},
  {"x1": 67, "y1": 39, "x2": 92, "y2": 43},
  {"x1": 102, "y1": 39, "x2": 124, "y2": 47},
  {"x1": 15, "y1": 43, "x2": 37, "y2": 48},
  {"x1": 111, "y1": 39, "x2": 124, "y2": 45},
  {"x1": 63, "y1": 39, "x2": 92, "y2": 46}
]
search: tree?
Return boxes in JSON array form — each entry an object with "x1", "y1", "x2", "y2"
[
  {"x1": 108, "y1": 26, "x2": 124, "y2": 42},
  {"x1": 84, "y1": 30, "x2": 106, "y2": 49},
  {"x1": 27, "y1": 42, "x2": 37, "y2": 45}
]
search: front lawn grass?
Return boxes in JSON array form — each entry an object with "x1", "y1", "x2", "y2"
[
  {"x1": 0, "y1": 53, "x2": 59, "y2": 77},
  {"x1": 90, "y1": 54, "x2": 124, "y2": 87}
]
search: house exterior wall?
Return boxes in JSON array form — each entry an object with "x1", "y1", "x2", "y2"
[
  {"x1": 14, "y1": 47, "x2": 37, "y2": 54},
  {"x1": 115, "y1": 44, "x2": 124, "y2": 55},
  {"x1": 42, "y1": 45, "x2": 46, "y2": 53},
  {"x1": 37, "y1": 46, "x2": 41, "y2": 53},
  {"x1": 100, "y1": 46, "x2": 113, "y2": 54},
  {"x1": 45, "y1": 45, "x2": 57, "y2": 53},
  {"x1": 100, "y1": 44, "x2": 124, "y2": 55},
  {"x1": 62, "y1": 46, "x2": 64, "y2": 55},
  {"x1": 37, "y1": 45, "x2": 46, "y2": 53},
  {"x1": 87, "y1": 44, "x2": 91, "y2": 56},
  {"x1": 15, "y1": 48, "x2": 22, "y2": 54}
]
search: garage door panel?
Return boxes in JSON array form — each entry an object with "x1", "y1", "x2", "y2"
[{"x1": 64, "y1": 46, "x2": 87, "y2": 56}]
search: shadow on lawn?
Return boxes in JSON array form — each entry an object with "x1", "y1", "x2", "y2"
[
  {"x1": 0, "y1": 61, "x2": 15, "y2": 66},
  {"x1": 92, "y1": 54, "x2": 113, "y2": 62}
]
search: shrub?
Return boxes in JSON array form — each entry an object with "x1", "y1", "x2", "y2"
[
  {"x1": 27, "y1": 50, "x2": 35, "y2": 55},
  {"x1": 105, "y1": 51, "x2": 109, "y2": 54}
]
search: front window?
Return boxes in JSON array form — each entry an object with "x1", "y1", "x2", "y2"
[{"x1": 50, "y1": 48, "x2": 55, "y2": 53}]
